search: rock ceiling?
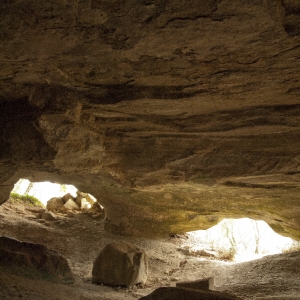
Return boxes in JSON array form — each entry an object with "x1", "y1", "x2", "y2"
[{"x1": 1, "y1": 0, "x2": 300, "y2": 238}]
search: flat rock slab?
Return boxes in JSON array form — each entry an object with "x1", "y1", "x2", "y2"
[
  {"x1": 0, "y1": 236, "x2": 74, "y2": 284},
  {"x1": 139, "y1": 287, "x2": 241, "y2": 300},
  {"x1": 63, "y1": 199, "x2": 80, "y2": 211}
]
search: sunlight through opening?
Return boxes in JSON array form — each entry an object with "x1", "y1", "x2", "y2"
[
  {"x1": 182, "y1": 218, "x2": 300, "y2": 262},
  {"x1": 10, "y1": 178, "x2": 104, "y2": 215},
  {"x1": 12, "y1": 179, "x2": 77, "y2": 206}
]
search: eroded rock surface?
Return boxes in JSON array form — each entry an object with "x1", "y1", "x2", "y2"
[
  {"x1": 92, "y1": 241, "x2": 148, "y2": 287},
  {"x1": 0, "y1": 0, "x2": 300, "y2": 238},
  {"x1": 0, "y1": 199, "x2": 299, "y2": 299},
  {"x1": 0, "y1": 236, "x2": 74, "y2": 284}
]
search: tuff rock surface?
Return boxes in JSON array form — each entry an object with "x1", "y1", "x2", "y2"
[
  {"x1": 0, "y1": 236, "x2": 74, "y2": 284},
  {"x1": 0, "y1": 0, "x2": 300, "y2": 239},
  {"x1": 92, "y1": 241, "x2": 148, "y2": 287},
  {"x1": 1, "y1": 198, "x2": 300, "y2": 299}
]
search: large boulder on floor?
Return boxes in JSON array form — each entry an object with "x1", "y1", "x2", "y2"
[
  {"x1": 46, "y1": 197, "x2": 64, "y2": 211},
  {"x1": 139, "y1": 287, "x2": 241, "y2": 300},
  {"x1": 0, "y1": 236, "x2": 74, "y2": 284},
  {"x1": 92, "y1": 241, "x2": 148, "y2": 287}
]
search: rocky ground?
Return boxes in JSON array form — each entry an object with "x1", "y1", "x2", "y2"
[{"x1": 0, "y1": 199, "x2": 299, "y2": 300}]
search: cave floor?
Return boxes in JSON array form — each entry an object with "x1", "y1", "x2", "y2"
[{"x1": 0, "y1": 199, "x2": 299, "y2": 300}]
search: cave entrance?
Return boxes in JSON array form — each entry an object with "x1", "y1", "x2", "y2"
[
  {"x1": 10, "y1": 178, "x2": 104, "y2": 216},
  {"x1": 181, "y1": 218, "x2": 300, "y2": 262}
]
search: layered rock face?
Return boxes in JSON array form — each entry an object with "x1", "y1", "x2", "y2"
[
  {"x1": 0, "y1": 236, "x2": 74, "y2": 284},
  {"x1": 0, "y1": 1, "x2": 300, "y2": 238}
]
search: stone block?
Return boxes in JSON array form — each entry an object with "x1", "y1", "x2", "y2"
[
  {"x1": 75, "y1": 195, "x2": 84, "y2": 207},
  {"x1": 63, "y1": 199, "x2": 80, "y2": 211},
  {"x1": 86, "y1": 194, "x2": 96, "y2": 205},
  {"x1": 62, "y1": 193, "x2": 74, "y2": 203},
  {"x1": 46, "y1": 197, "x2": 64, "y2": 211},
  {"x1": 92, "y1": 241, "x2": 148, "y2": 287},
  {"x1": 81, "y1": 198, "x2": 91, "y2": 211}
]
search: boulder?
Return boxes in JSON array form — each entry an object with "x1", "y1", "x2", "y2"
[
  {"x1": 76, "y1": 190, "x2": 88, "y2": 197},
  {"x1": 92, "y1": 241, "x2": 148, "y2": 287},
  {"x1": 139, "y1": 287, "x2": 242, "y2": 300},
  {"x1": 81, "y1": 198, "x2": 91, "y2": 211},
  {"x1": 89, "y1": 201, "x2": 104, "y2": 213},
  {"x1": 42, "y1": 210, "x2": 57, "y2": 221},
  {"x1": 0, "y1": 236, "x2": 74, "y2": 284},
  {"x1": 88, "y1": 202, "x2": 105, "y2": 218},
  {"x1": 63, "y1": 199, "x2": 80, "y2": 211},
  {"x1": 61, "y1": 193, "x2": 74, "y2": 203},
  {"x1": 75, "y1": 195, "x2": 84, "y2": 207},
  {"x1": 86, "y1": 194, "x2": 96, "y2": 205},
  {"x1": 46, "y1": 197, "x2": 64, "y2": 211}
]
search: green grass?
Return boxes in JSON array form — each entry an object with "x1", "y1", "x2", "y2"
[{"x1": 10, "y1": 193, "x2": 44, "y2": 207}]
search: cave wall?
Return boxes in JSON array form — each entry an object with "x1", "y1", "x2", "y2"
[{"x1": 0, "y1": 0, "x2": 300, "y2": 238}]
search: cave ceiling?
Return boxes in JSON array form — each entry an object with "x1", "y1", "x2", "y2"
[{"x1": 1, "y1": 0, "x2": 300, "y2": 238}]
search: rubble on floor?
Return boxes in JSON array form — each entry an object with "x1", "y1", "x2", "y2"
[{"x1": 46, "y1": 191, "x2": 104, "y2": 218}]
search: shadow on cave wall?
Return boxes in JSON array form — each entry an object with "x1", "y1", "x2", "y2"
[{"x1": 0, "y1": 98, "x2": 55, "y2": 162}]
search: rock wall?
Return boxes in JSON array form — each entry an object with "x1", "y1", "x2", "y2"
[{"x1": 0, "y1": 0, "x2": 300, "y2": 238}]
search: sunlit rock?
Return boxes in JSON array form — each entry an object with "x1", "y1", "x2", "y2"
[
  {"x1": 86, "y1": 194, "x2": 96, "y2": 206},
  {"x1": 81, "y1": 198, "x2": 91, "y2": 211},
  {"x1": 63, "y1": 199, "x2": 80, "y2": 211},
  {"x1": 46, "y1": 197, "x2": 64, "y2": 211}
]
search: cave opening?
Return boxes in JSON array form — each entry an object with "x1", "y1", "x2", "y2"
[
  {"x1": 180, "y1": 218, "x2": 300, "y2": 262},
  {"x1": 8, "y1": 179, "x2": 300, "y2": 264},
  {"x1": 10, "y1": 178, "x2": 104, "y2": 216}
]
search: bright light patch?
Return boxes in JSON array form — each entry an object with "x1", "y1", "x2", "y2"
[
  {"x1": 12, "y1": 179, "x2": 78, "y2": 206},
  {"x1": 183, "y1": 218, "x2": 300, "y2": 262}
]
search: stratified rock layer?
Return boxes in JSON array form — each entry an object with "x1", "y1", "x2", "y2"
[
  {"x1": 0, "y1": 236, "x2": 74, "y2": 284},
  {"x1": 0, "y1": 1, "x2": 300, "y2": 238}
]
